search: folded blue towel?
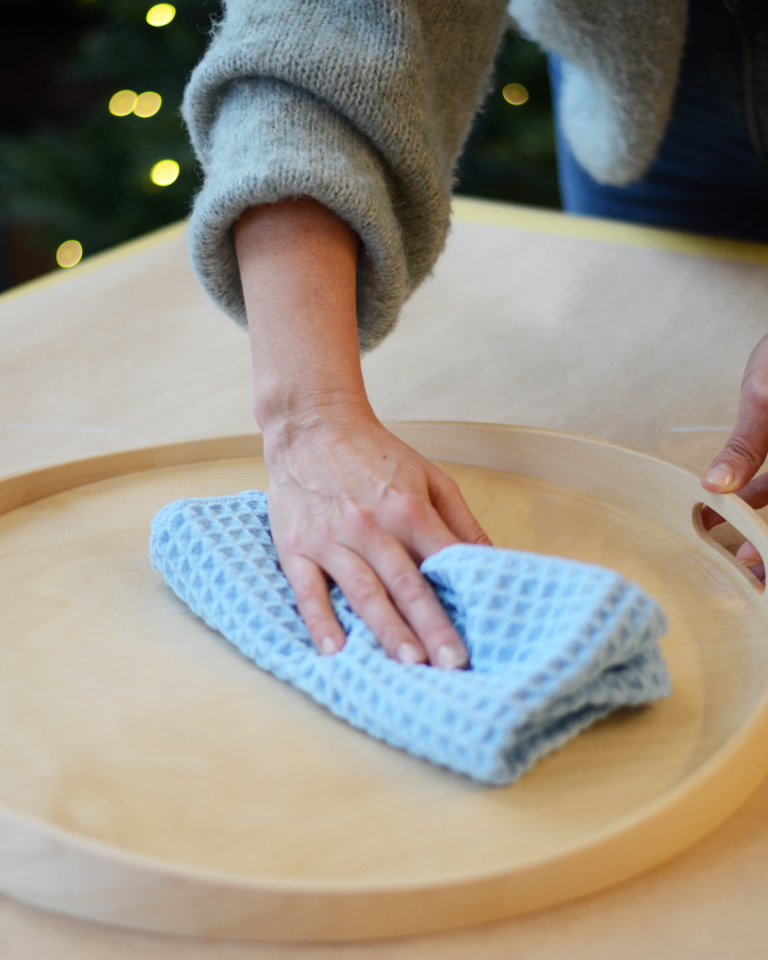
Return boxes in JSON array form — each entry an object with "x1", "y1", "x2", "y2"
[{"x1": 150, "y1": 491, "x2": 670, "y2": 785}]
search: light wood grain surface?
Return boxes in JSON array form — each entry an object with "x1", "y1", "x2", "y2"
[
  {"x1": 2, "y1": 428, "x2": 768, "y2": 940},
  {"x1": 3, "y1": 199, "x2": 768, "y2": 956}
]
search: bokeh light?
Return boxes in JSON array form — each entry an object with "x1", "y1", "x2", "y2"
[
  {"x1": 134, "y1": 92, "x2": 162, "y2": 118},
  {"x1": 109, "y1": 90, "x2": 138, "y2": 116},
  {"x1": 146, "y1": 4, "x2": 176, "y2": 27},
  {"x1": 502, "y1": 83, "x2": 529, "y2": 105},
  {"x1": 56, "y1": 240, "x2": 83, "y2": 269},
  {"x1": 150, "y1": 159, "x2": 180, "y2": 186}
]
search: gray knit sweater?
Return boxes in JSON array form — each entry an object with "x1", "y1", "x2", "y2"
[{"x1": 182, "y1": 0, "x2": 688, "y2": 350}]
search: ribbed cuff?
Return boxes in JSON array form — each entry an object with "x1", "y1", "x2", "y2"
[{"x1": 185, "y1": 78, "x2": 409, "y2": 352}]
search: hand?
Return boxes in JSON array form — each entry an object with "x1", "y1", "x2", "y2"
[
  {"x1": 234, "y1": 197, "x2": 490, "y2": 664},
  {"x1": 263, "y1": 405, "x2": 491, "y2": 666},
  {"x1": 701, "y1": 333, "x2": 768, "y2": 578}
]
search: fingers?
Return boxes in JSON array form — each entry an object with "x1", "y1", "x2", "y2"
[
  {"x1": 736, "y1": 540, "x2": 762, "y2": 567},
  {"x1": 366, "y1": 538, "x2": 468, "y2": 669},
  {"x1": 281, "y1": 545, "x2": 467, "y2": 668},
  {"x1": 735, "y1": 540, "x2": 765, "y2": 584},
  {"x1": 700, "y1": 472, "x2": 768, "y2": 531},
  {"x1": 729, "y1": 472, "x2": 768, "y2": 512},
  {"x1": 732, "y1": 476, "x2": 768, "y2": 578},
  {"x1": 429, "y1": 472, "x2": 493, "y2": 547},
  {"x1": 322, "y1": 538, "x2": 468, "y2": 669},
  {"x1": 320, "y1": 547, "x2": 425, "y2": 664},
  {"x1": 281, "y1": 523, "x2": 469, "y2": 668},
  {"x1": 280, "y1": 554, "x2": 346, "y2": 655},
  {"x1": 702, "y1": 335, "x2": 768, "y2": 493},
  {"x1": 699, "y1": 466, "x2": 768, "y2": 582}
]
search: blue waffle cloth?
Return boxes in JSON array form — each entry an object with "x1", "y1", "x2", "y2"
[{"x1": 150, "y1": 491, "x2": 670, "y2": 785}]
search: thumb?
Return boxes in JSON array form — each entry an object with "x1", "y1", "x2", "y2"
[{"x1": 702, "y1": 336, "x2": 768, "y2": 493}]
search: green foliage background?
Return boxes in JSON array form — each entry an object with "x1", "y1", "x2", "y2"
[{"x1": 0, "y1": 1, "x2": 559, "y2": 284}]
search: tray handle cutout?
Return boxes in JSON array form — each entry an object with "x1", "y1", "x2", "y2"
[{"x1": 692, "y1": 501, "x2": 766, "y2": 595}]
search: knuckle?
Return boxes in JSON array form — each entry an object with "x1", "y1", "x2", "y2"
[
  {"x1": 345, "y1": 502, "x2": 376, "y2": 536},
  {"x1": 394, "y1": 492, "x2": 430, "y2": 527},
  {"x1": 278, "y1": 531, "x2": 303, "y2": 554},
  {"x1": 290, "y1": 574, "x2": 319, "y2": 605},
  {"x1": 418, "y1": 616, "x2": 455, "y2": 645},
  {"x1": 390, "y1": 567, "x2": 430, "y2": 605},
  {"x1": 724, "y1": 432, "x2": 765, "y2": 469},
  {"x1": 437, "y1": 474, "x2": 461, "y2": 497},
  {"x1": 344, "y1": 570, "x2": 382, "y2": 605}
]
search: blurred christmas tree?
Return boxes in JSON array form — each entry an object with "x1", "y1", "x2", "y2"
[
  {"x1": 0, "y1": 3, "x2": 559, "y2": 291},
  {"x1": 0, "y1": 0, "x2": 221, "y2": 286},
  {"x1": 455, "y1": 27, "x2": 561, "y2": 208}
]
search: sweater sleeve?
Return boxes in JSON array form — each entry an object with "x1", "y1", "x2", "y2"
[
  {"x1": 509, "y1": 0, "x2": 687, "y2": 186},
  {"x1": 181, "y1": 0, "x2": 510, "y2": 351}
]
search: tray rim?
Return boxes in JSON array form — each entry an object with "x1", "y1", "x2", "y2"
[{"x1": 2, "y1": 422, "x2": 768, "y2": 939}]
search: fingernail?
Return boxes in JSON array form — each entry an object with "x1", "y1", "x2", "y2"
[
  {"x1": 436, "y1": 645, "x2": 467, "y2": 670},
  {"x1": 704, "y1": 463, "x2": 737, "y2": 491},
  {"x1": 396, "y1": 643, "x2": 424, "y2": 665},
  {"x1": 320, "y1": 636, "x2": 340, "y2": 655}
]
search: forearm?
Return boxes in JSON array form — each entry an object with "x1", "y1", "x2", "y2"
[{"x1": 234, "y1": 198, "x2": 372, "y2": 438}]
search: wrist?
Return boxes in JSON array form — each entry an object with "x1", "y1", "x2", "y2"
[{"x1": 255, "y1": 385, "x2": 376, "y2": 446}]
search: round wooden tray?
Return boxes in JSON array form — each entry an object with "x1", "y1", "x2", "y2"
[{"x1": 1, "y1": 423, "x2": 768, "y2": 942}]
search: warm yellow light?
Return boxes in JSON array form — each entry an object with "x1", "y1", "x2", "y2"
[
  {"x1": 109, "y1": 89, "x2": 137, "y2": 116},
  {"x1": 150, "y1": 159, "x2": 180, "y2": 186},
  {"x1": 134, "y1": 91, "x2": 162, "y2": 117},
  {"x1": 502, "y1": 83, "x2": 529, "y2": 106},
  {"x1": 56, "y1": 240, "x2": 83, "y2": 269},
  {"x1": 146, "y1": 3, "x2": 176, "y2": 26}
]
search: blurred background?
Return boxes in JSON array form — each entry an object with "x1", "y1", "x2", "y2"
[{"x1": 0, "y1": 0, "x2": 560, "y2": 293}]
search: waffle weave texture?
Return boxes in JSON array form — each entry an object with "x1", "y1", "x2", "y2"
[{"x1": 150, "y1": 491, "x2": 670, "y2": 785}]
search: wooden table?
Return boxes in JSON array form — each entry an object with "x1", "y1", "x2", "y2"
[{"x1": 2, "y1": 198, "x2": 768, "y2": 958}]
